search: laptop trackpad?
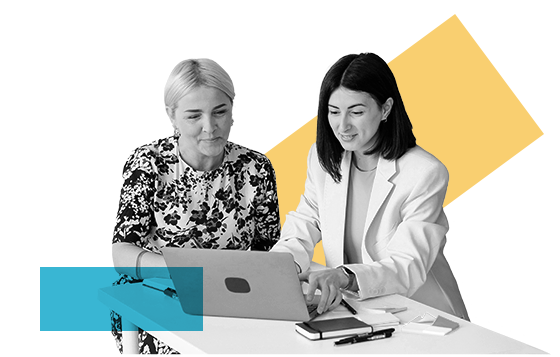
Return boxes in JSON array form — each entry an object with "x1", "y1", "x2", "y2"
[{"x1": 225, "y1": 277, "x2": 251, "y2": 293}]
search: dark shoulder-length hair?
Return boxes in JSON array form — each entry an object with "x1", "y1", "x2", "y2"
[{"x1": 316, "y1": 52, "x2": 416, "y2": 183}]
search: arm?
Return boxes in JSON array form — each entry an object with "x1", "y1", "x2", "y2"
[
  {"x1": 270, "y1": 145, "x2": 322, "y2": 271},
  {"x1": 112, "y1": 242, "x2": 168, "y2": 279},
  {"x1": 270, "y1": 145, "x2": 347, "y2": 314},
  {"x1": 112, "y1": 149, "x2": 169, "y2": 279},
  {"x1": 251, "y1": 157, "x2": 281, "y2": 251}
]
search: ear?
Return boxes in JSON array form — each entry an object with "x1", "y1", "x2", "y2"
[
  {"x1": 166, "y1": 106, "x2": 175, "y2": 119},
  {"x1": 166, "y1": 106, "x2": 176, "y2": 127},
  {"x1": 382, "y1": 97, "x2": 394, "y2": 119}
]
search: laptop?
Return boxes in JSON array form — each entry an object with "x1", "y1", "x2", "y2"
[{"x1": 161, "y1": 248, "x2": 319, "y2": 321}]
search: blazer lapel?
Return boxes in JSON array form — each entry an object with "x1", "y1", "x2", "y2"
[
  {"x1": 322, "y1": 151, "x2": 351, "y2": 267},
  {"x1": 361, "y1": 156, "x2": 396, "y2": 264}
]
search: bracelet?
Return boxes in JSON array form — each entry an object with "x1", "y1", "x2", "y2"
[
  {"x1": 338, "y1": 266, "x2": 355, "y2": 290},
  {"x1": 136, "y1": 250, "x2": 148, "y2": 280}
]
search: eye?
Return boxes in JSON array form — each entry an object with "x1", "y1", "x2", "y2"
[
  {"x1": 213, "y1": 109, "x2": 228, "y2": 117},
  {"x1": 186, "y1": 114, "x2": 202, "y2": 120},
  {"x1": 351, "y1": 111, "x2": 364, "y2": 116},
  {"x1": 328, "y1": 109, "x2": 340, "y2": 116}
]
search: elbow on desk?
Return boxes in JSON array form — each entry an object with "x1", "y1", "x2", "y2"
[
  {"x1": 111, "y1": 243, "x2": 170, "y2": 279},
  {"x1": 112, "y1": 242, "x2": 137, "y2": 277}
]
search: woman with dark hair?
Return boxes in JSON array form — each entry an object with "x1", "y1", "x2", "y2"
[{"x1": 271, "y1": 53, "x2": 469, "y2": 320}]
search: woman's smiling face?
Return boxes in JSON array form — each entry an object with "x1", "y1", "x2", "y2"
[{"x1": 327, "y1": 86, "x2": 385, "y2": 154}]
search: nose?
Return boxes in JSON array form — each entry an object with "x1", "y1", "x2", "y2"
[
  {"x1": 202, "y1": 115, "x2": 217, "y2": 134},
  {"x1": 339, "y1": 112, "x2": 351, "y2": 132}
]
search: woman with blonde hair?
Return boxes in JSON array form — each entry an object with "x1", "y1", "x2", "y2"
[{"x1": 111, "y1": 58, "x2": 281, "y2": 353}]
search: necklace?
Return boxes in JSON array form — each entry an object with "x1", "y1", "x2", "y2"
[
  {"x1": 352, "y1": 154, "x2": 377, "y2": 172},
  {"x1": 354, "y1": 162, "x2": 377, "y2": 172}
]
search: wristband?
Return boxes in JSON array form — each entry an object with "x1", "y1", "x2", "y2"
[{"x1": 136, "y1": 250, "x2": 148, "y2": 280}]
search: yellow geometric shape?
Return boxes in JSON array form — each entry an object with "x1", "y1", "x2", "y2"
[
  {"x1": 267, "y1": 15, "x2": 542, "y2": 266},
  {"x1": 267, "y1": 118, "x2": 323, "y2": 262},
  {"x1": 390, "y1": 15, "x2": 543, "y2": 206},
  {"x1": 268, "y1": 118, "x2": 317, "y2": 227}
]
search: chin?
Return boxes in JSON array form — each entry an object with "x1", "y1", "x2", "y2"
[
  {"x1": 200, "y1": 144, "x2": 226, "y2": 157},
  {"x1": 338, "y1": 142, "x2": 360, "y2": 152}
]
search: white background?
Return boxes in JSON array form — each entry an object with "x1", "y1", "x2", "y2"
[{"x1": 2, "y1": 0, "x2": 559, "y2": 355}]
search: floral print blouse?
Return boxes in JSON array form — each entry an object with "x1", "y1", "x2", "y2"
[{"x1": 112, "y1": 136, "x2": 281, "y2": 255}]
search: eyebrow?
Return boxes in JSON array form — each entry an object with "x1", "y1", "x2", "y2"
[
  {"x1": 328, "y1": 103, "x2": 366, "y2": 109},
  {"x1": 183, "y1": 103, "x2": 228, "y2": 112}
]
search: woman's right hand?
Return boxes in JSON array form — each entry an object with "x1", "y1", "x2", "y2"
[{"x1": 298, "y1": 268, "x2": 347, "y2": 314}]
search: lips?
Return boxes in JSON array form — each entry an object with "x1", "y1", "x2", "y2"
[
  {"x1": 201, "y1": 137, "x2": 220, "y2": 143},
  {"x1": 339, "y1": 133, "x2": 357, "y2": 142}
]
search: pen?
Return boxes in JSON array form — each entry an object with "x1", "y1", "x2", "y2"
[
  {"x1": 334, "y1": 331, "x2": 376, "y2": 345},
  {"x1": 351, "y1": 331, "x2": 392, "y2": 345},
  {"x1": 340, "y1": 298, "x2": 357, "y2": 315},
  {"x1": 334, "y1": 328, "x2": 395, "y2": 345},
  {"x1": 334, "y1": 328, "x2": 395, "y2": 346}
]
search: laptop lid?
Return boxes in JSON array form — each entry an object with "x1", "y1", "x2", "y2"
[{"x1": 161, "y1": 248, "x2": 315, "y2": 321}]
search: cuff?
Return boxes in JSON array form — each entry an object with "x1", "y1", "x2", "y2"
[{"x1": 337, "y1": 265, "x2": 359, "y2": 292}]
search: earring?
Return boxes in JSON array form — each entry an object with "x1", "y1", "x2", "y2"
[
  {"x1": 231, "y1": 119, "x2": 234, "y2": 126},
  {"x1": 173, "y1": 127, "x2": 180, "y2": 138},
  {"x1": 382, "y1": 112, "x2": 389, "y2": 122}
]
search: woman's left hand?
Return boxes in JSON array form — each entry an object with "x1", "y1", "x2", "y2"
[{"x1": 298, "y1": 268, "x2": 348, "y2": 314}]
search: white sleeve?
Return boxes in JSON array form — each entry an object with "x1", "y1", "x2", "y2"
[{"x1": 270, "y1": 145, "x2": 322, "y2": 272}]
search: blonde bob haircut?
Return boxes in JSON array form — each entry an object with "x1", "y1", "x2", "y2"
[{"x1": 164, "y1": 58, "x2": 235, "y2": 116}]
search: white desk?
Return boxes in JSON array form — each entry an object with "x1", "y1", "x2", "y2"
[{"x1": 99, "y1": 283, "x2": 544, "y2": 354}]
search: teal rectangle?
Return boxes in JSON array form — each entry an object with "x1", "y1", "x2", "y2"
[{"x1": 40, "y1": 267, "x2": 202, "y2": 332}]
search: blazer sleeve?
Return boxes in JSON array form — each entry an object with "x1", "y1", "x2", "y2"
[
  {"x1": 270, "y1": 145, "x2": 322, "y2": 272},
  {"x1": 344, "y1": 157, "x2": 450, "y2": 300}
]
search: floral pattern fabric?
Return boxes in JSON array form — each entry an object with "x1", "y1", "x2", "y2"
[{"x1": 111, "y1": 136, "x2": 281, "y2": 353}]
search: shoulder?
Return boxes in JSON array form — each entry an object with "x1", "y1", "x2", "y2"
[
  {"x1": 307, "y1": 142, "x2": 332, "y2": 176},
  {"x1": 395, "y1": 145, "x2": 449, "y2": 183},
  {"x1": 307, "y1": 143, "x2": 321, "y2": 168},
  {"x1": 132, "y1": 136, "x2": 176, "y2": 157},
  {"x1": 304, "y1": 143, "x2": 321, "y2": 174},
  {"x1": 305, "y1": 143, "x2": 331, "y2": 188},
  {"x1": 123, "y1": 136, "x2": 178, "y2": 177},
  {"x1": 399, "y1": 146, "x2": 447, "y2": 173}
]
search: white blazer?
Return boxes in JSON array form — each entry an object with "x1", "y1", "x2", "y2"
[{"x1": 271, "y1": 144, "x2": 469, "y2": 320}]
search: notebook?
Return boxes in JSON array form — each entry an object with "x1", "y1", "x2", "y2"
[
  {"x1": 161, "y1": 248, "x2": 319, "y2": 321},
  {"x1": 295, "y1": 317, "x2": 373, "y2": 340}
]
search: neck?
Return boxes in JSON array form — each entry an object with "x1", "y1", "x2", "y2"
[
  {"x1": 352, "y1": 151, "x2": 378, "y2": 172},
  {"x1": 178, "y1": 140, "x2": 224, "y2": 172}
]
